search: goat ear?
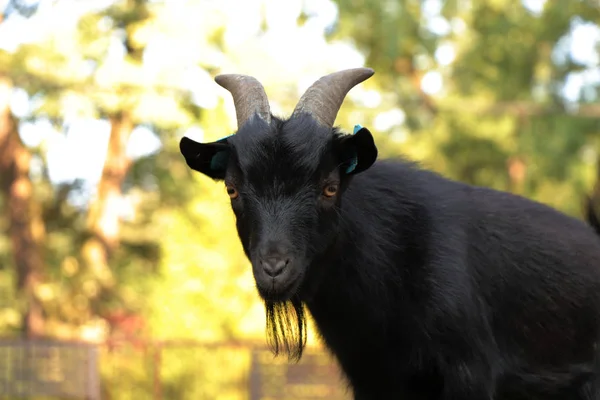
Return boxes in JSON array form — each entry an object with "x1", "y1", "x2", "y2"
[
  {"x1": 179, "y1": 135, "x2": 232, "y2": 180},
  {"x1": 339, "y1": 125, "x2": 378, "y2": 175}
]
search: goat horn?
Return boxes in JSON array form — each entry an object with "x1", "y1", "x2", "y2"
[
  {"x1": 291, "y1": 67, "x2": 375, "y2": 128},
  {"x1": 215, "y1": 74, "x2": 271, "y2": 128}
]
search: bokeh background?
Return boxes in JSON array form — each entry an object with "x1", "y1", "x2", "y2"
[{"x1": 1, "y1": 0, "x2": 600, "y2": 399}]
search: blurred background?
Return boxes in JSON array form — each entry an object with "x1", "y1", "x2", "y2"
[{"x1": 1, "y1": 0, "x2": 600, "y2": 399}]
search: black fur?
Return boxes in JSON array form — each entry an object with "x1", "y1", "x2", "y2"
[
  {"x1": 586, "y1": 197, "x2": 600, "y2": 237},
  {"x1": 180, "y1": 113, "x2": 600, "y2": 399}
]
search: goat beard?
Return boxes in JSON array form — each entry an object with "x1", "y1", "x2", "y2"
[{"x1": 265, "y1": 297, "x2": 307, "y2": 362}]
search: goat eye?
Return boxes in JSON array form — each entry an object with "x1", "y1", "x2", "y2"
[
  {"x1": 323, "y1": 184, "x2": 338, "y2": 198},
  {"x1": 226, "y1": 185, "x2": 239, "y2": 199}
]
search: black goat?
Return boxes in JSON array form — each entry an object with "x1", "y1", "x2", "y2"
[{"x1": 180, "y1": 68, "x2": 600, "y2": 399}]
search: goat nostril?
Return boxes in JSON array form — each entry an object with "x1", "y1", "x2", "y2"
[{"x1": 262, "y1": 257, "x2": 289, "y2": 277}]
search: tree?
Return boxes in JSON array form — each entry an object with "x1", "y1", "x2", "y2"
[
  {"x1": 334, "y1": 0, "x2": 600, "y2": 216},
  {"x1": 0, "y1": 1, "x2": 48, "y2": 337}
]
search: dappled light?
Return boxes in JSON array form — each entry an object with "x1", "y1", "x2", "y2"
[{"x1": 1, "y1": 0, "x2": 600, "y2": 398}]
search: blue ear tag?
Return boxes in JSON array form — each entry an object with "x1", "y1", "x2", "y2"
[
  {"x1": 210, "y1": 134, "x2": 233, "y2": 171},
  {"x1": 345, "y1": 124, "x2": 362, "y2": 173},
  {"x1": 216, "y1": 134, "x2": 234, "y2": 143}
]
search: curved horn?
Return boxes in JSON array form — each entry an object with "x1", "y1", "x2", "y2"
[
  {"x1": 291, "y1": 68, "x2": 374, "y2": 128},
  {"x1": 215, "y1": 74, "x2": 271, "y2": 128}
]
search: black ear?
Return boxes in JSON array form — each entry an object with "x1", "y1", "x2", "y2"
[
  {"x1": 339, "y1": 125, "x2": 378, "y2": 175},
  {"x1": 179, "y1": 135, "x2": 231, "y2": 180}
]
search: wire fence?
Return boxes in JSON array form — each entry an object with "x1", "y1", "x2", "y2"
[
  {"x1": 0, "y1": 337, "x2": 351, "y2": 400},
  {"x1": 0, "y1": 338, "x2": 99, "y2": 399}
]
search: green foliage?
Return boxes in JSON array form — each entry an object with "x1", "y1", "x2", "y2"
[
  {"x1": 100, "y1": 343, "x2": 252, "y2": 400},
  {"x1": 335, "y1": 0, "x2": 600, "y2": 218},
  {"x1": 2, "y1": 0, "x2": 600, "y2": 397}
]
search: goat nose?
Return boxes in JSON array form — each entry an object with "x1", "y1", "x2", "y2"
[{"x1": 261, "y1": 257, "x2": 289, "y2": 277}]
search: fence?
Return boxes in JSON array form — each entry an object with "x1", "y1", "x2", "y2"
[
  {"x1": 0, "y1": 338, "x2": 351, "y2": 400},
  {"x1": 0, "y1": 338, "x2": 100, "y2": 399}
]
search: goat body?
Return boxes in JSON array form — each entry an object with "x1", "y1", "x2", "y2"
[
  {"x1": 304, "y1": 159, "x2": 600, "y2": 399},
  {"x1": 179, "y1": 68, "x2": 600, "y2": 399}
]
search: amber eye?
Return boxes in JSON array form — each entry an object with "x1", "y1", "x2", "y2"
[
  {"x1": 323, "y1": 184, "x2": 338, "y2": 198},
  {"x1": 226, "y1": 185, "x2": 239, "y2": 199}
]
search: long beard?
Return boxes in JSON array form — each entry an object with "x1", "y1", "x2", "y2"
[{"x1": 265, "y1": 297, "x2": 307, "y2": 362}]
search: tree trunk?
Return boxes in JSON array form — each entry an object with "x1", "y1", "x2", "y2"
[
  {"x1": 0, "y1": 75, "x2": 46, "y2": 337},
  {"x1": 82, "y1": 111, "x2": 133, "y2": 289},
  {"x1": 507, "y1": 155, "x2": 527, "y2": 194}
]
